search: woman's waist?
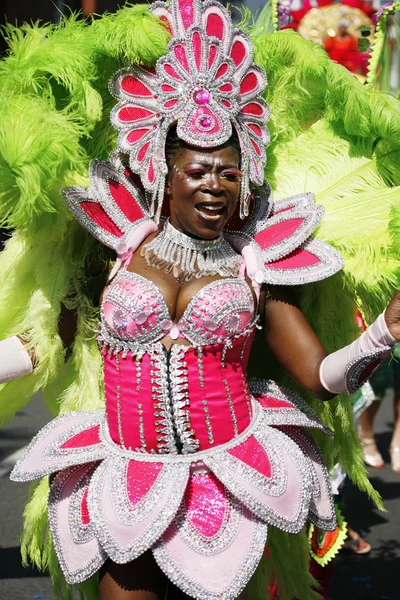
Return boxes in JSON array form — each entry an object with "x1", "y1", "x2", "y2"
[{"x1": 103, "y1": 343, "x2": 253, "y2": 455}]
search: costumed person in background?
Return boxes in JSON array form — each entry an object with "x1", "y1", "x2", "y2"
[
  {"x1": 323, "y1": 19, "x2": 362, "y2": 72},
  {"x1": 0, "y1": 0, "x2": 400, "y2": 599}
]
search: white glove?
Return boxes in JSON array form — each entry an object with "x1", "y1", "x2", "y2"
[
  {"x1": 0, "y1": 336, "x2": 34, "y2": 383},
  {"x1": 319, "y1": 312, "x2": 395, "y2": 395}
]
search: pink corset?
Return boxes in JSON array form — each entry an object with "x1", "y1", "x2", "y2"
[{"x1": 98, "y1": 270, "x2": 257, "y2": 454}]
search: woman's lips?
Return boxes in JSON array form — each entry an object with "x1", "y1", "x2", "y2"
[{"x1": 195, "y1": 203, "x2": 226, "y2": 221}]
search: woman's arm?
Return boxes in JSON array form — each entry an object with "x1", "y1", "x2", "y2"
[
  {"x1": 263, "y1": 288, "x2": 399, "y2": 400},
  {"x1": 263, "y1": 286, "x2": 334, "y2": 399},
  {"x1": 0, "y1": 304, "x2": 78, "y2": 384}
]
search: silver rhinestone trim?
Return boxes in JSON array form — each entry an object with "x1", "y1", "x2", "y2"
[
  {"x1": 344, "y1": 347, "x2": 392, "y2": 395},
  {"x1": 153, "y1": 507, "x2": 268, "y2": 600},
  {"x1": 249, "y1": 379, "x2": 333, "y2": 435},
  {"x1": 48, "y1": 464, "x2": 107, "y2": 584},
  {"x1": 87, "y1": 456, "x2": 190, "y2": 563},
  {"x1": 10, "y1": 411, "x2": 106, "y2": 482}
]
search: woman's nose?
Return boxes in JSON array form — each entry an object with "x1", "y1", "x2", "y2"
[{"x1": 207, "y1": 173, "x2": 222, "y2": 192}]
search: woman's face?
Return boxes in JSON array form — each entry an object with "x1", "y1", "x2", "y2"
[{"x1": 166, "y1": 144, "x2": 241, "y2": 240}]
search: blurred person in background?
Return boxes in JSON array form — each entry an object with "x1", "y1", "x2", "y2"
[{"x1": 358, "y1": 345, "x2": 400, "y2": 472}]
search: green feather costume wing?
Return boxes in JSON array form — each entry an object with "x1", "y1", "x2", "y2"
[{"x1": 0, "y1": 6, "x2": 399, "y2": 600}]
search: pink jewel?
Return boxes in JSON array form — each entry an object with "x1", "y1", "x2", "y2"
[
  {"x1": 228, "y1": 315, "x2": 240, "y2": 331},
  {"x1": 200, "y1": 116, "x2": 212, "y2": 128},
  {"x1": 193, "y1": 89, "x2": 211, "y2": 105},
  {"x1": 113, "y1": 309, "x2": 126, "y2": 327},
  {"x1": 204, "y1": 319, "x2": 218, "y2": 331},
  {"x1": 135, "y1": 312, "x2": 148, "y2": 325},
  {"x1": 161, "y1": 319, "x2": 173, "y2": 331},
  {"x1": 169, "y1": 325, "x2": 180, "y2": 340}
]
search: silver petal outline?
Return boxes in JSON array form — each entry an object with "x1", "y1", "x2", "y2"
[
  {"x1": 10, "y1": 411, "x2": 106, "y2": 482},
  {"x1": 204, "y1": 418, "x2": 314, "y2": 533},
  {"x1": 261, "y1": 237, "x2": 344, "y2": 286},
  {"x1": 87, "y1": 456, "x2": 190, "y2": 563},
  {"x1": 278, "y1": 426, "x2": 337, "y2": 532},
  {"x1": 48, "y1": 463, "x2": 106, "y2": 585},
  {"x1": 249, "y1": 379, "x2": 333, "y2": 436},
  {"x1": 153, "y1": 506, "x2": 268, "y2": 600}
]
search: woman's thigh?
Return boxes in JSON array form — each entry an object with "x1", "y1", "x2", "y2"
[{"x1": 99, "y1": 552, "x2": 192, "y2": 600}]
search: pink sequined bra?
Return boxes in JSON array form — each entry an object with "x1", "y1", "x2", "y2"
[{"x1": 100, "y1": 269, "x2": 255, "y2": 348}]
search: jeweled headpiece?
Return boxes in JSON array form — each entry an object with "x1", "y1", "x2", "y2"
[{"x1": 110, "y1": 0, "x2": 270, "y2": 220}]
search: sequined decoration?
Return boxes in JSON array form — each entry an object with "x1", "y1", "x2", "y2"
[
  {"x1": 197, "y1": 347, "x2": 214, "y2": 445},
  {"x1": 115, "y1": 354, "x2": 125, "y2": 448}
]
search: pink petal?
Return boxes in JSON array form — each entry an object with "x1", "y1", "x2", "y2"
[
  {"x1": 219, "y1": 83, "x2": 233, "y2": 93},
  {"x1": 250, "y1": 138, "x2": 262, "y2": 156},
  {"x1": 121, "y1": 76, "x2": 153, "y2": 97},
  {"x1": 186, "y1": 473, "x2": 227, "y2": 537},
  {"x1": 161, "y1": 83, "x2": 177, "y2": 93},
  {"x1": 208, "y1": 44, "x2": 217, "y2": 69},
  {"x1": 137, "y1": 141, "x2": 151, "y2": 163},
  {"x1": 230, "y1": 39, "x2": 246, "y2": 68},
  {"x1": 147, "y1": 159, "x2": 155, "y2": 184},
  {"x1": 124, "y1": 128, "x2": 151, "y2": 143},
  {"x1": 228, "y1": 436, "x2": 272, "y2": 478},
  {"x1": 119, "y1": 107, "x2": 154, "y2": 123},
  {"x1": 205, "y1": 12, "x2": 225, "y2": 40},
  {"x1": 163, "y1": 63, "x2": 183, "y2": 81},
  {"x1": 126, "y1": 460, "x2": 163, "y2": 506},
  {"x1": 164, "y1": 99, "x2": 179, "y2": 109},
  {"x1": 81, "y1": 488, "x2": 90, "y2": 525},
  {"x1": 174, "y1": 44, "x2": 190, "y2": 73},
  {"x1": 240, "y1": 102, "x2": 264, "y2": 116},
  {"x1": 192, "y1": 30, "x2": 202, "y2": 71},
  {"x1": 61, "y1": 426, "x2": 101, "y2": 449},
  {"x1": 247, "y1": 123, "x2": 262, "y2": 137},
  {"x1": 268, "y1": 248, "x2": 321, "y2": 269},
  {"x1": 108, "y1": 178, "x2": 146, "y2": 223},
  {"x1": 177, "y1": 0, "x2": 196, "y2": 30},
  {"x1": 215, "y1": 63, "x2": 229, "y2": 79},
  {"x1": 255, "y1": 218, "x2": 305, "y2": 250},
  {"x1": 81, "y1": 202, "x2": 123, "y2": 237}
]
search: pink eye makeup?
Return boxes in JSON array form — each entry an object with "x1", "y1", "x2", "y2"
[{"x1": 174, "y1": 164, "x2": 243, "y2": 183}]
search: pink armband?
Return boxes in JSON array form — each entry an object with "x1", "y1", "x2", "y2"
[
  {"x1": 319, "y1": 312, "x2": 395, "y2": 395},
  {"x1": 0, "y1": 336, "x2": 34, "y2": 383}
]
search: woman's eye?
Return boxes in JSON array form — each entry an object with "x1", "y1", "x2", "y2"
[
  {"x1": 186, "y1": 170, "x2": 206, "y2": 180},
  {"x1": 221, "y1": 170, "x2": 242, "y2": 182}
]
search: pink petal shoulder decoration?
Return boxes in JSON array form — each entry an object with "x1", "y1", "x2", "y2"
[
  {"x1": 110, "y1": 0, "x2": 270, "y2": 217},
  {"x1": 62, "y1": 159, "x2": 157, "y2": 257},
  {"x1": 226, "y1": 185, "x2": 344, "y2": 286}
]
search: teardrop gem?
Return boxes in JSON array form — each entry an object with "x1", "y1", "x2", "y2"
[{"x1": 204, "y1": 319, "x2": 218, "y2": 331}]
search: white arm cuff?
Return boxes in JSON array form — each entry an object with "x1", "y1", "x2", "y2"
[
  {"x1": 0, "y1": 336, "x2": 34, "y2": 383},
  {"x1": 319, "y1": 312, "x2": 395, "y2": 395}
]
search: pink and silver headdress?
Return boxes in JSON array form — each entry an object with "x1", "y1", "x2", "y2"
[{"x1": 110, "y1": 0, "x2": 270, "y2": 220}]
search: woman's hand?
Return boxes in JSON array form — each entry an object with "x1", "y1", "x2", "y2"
[{"x1": 384, "y1": 291, "x2": 400, "y2": 341}]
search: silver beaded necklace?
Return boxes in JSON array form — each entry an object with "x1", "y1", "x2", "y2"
[{"x1": 140, "y1": 219, "x2": 242, "y2": 282}]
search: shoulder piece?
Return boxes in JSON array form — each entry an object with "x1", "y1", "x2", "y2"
[
  {"x1": 62, "y1": 159, "x2": 158, "y2": 257},
  {"x1": 226, "y1": 185, "x2": 344, "y2": 285}
]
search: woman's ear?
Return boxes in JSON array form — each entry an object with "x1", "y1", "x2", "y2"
[{"x1": 165, "y1": 174, "x2": 173, "y2": 197}]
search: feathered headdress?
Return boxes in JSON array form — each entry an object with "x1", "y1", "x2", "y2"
[{"x1": 109, "y1": 0, "x2": 270, "y2": 219}]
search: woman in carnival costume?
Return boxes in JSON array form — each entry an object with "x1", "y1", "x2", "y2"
[{"x1": 0, "y1": 0, "x2": 399, "y2": 599}]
